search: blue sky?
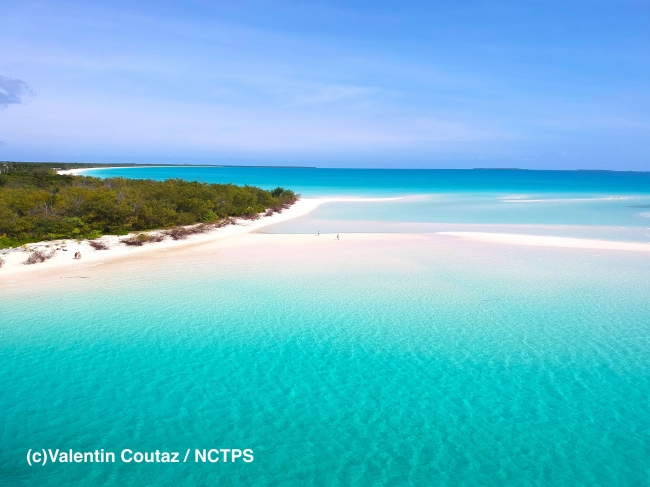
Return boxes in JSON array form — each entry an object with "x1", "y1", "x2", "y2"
[{"x1": 1, "y1": 0, "x2": 649, "y2": 169}]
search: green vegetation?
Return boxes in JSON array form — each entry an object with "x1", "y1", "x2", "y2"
[{"x1": 0, "y1": 162, "x2": 298, "y2": 249}]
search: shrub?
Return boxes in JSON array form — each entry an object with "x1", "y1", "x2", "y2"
[
  {"x1": 203, "y1": 209, "x2": 217, "y2": 222},
  {"x1": 164, "y1": 223, "x2": 214, "y2": 240},
  {"x1": 24, "y1": 249, "x2": 56, "y2": 265},
  {"x1": 215, "y1": 218, "x2": 236, "y2": 228},
  {"x1": 89, "y1": 240, "x2": 109, "y2": 250},
  {"x1": 192, "y1": 223, "x2": 213, "y2": 234},
  {"x1": 121, "y1": 233, "x2": 165, "y2": 246}
]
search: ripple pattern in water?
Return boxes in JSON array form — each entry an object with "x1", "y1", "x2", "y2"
[{"x1": 1, "y1": 237, "x2": 649, "y2": 486}]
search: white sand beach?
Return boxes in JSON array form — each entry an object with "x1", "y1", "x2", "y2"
[
  {"x1": 0, "y1": 197, "x2": 399, "y2": 279},
  {"x1": 4, "y1": 195, "x2": 650, "y2": 284},
  {"x1": 57, "y1": 167, "x2": 145, "y2": 175}
]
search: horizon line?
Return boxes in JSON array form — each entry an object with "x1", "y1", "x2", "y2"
[{"x1": 3, "y1": 161, "x2": 650, "y2": 174}]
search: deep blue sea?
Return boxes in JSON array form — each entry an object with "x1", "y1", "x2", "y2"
[{"x1": 1, "y1": 167, "x2": 649, "y2": 486}]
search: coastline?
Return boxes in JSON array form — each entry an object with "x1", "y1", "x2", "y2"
[
  {"x1": 0, "y1": 197, "x2": 399, "y2": 280},
  {"x1": 3, "y1": 192, "x2": 649, "y2": 283},
  {"x1": 57, "y1": 167, "x2": 154, "y2": 176}
]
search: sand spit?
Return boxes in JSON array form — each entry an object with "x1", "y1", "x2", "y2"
[
  {"x1": 0, "y1": 197, "x2": 399, "y2": 279},
  {"x1": 57, "y1": 167, "x2": 162, "y2": 176},
  {"x1": 438, "y1": 232, "x2": 650, "y2": 252}
]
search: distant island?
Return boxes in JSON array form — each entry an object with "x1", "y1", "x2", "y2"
[{"x1": 0, "y1": 162, "x2": 298, "y2": 249}]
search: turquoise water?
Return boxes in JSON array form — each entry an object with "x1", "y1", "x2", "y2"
[
  {"x1": 2, "y1": 168, "x2": 650, "y2": 486},
  {"x1": 91, "y1": 166, "x2": 650, "y2": 241},
  {"x1": 262, "y1": 196, "x2": 650, "y2": 242},
  {"x1": 88, "y1": 167, "x2": 650, "y2": 197}
]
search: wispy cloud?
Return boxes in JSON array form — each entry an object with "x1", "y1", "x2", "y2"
[
  {"x1": 0, "y1": 75, "x2": 35, "y2": 108},
  {"x1": 298, "y1": 85, "x2": 382, "y2": 105},
  {"x1": 2, "y1": 1, "x2": 650, "y2": 168}
]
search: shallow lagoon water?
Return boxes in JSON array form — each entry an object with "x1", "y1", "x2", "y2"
[
  {"x1": 262, "y1": 196, "x2": 650, "y2": 242},
  {"x1": 91, "y1": 167, "x2": 650, "y2": 241},
  {"x1": 2, "y1": 168, "x2": 650, "y2": 486}
]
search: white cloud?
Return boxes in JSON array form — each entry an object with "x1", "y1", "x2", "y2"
[{"x1": 0, "y1": 75, "x2": 35, "y2": 108}]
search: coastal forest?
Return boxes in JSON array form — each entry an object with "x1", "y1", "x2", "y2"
[{"x1": 0, "y1": 162, "x2": 298, "y2": 248}]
